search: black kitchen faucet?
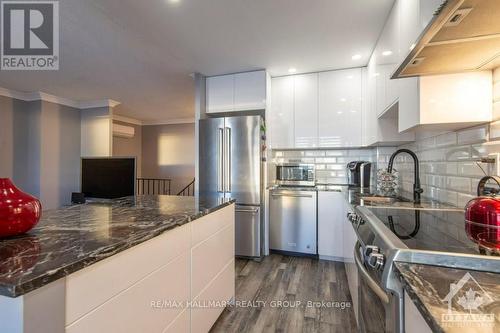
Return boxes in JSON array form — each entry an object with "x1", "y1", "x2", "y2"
[{"x1": 387, "y1": 149, "x2": 423, "y2": 203}]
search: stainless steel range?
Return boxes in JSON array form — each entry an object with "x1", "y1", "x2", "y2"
[{"x1": 349, "y1": 205, "x2": 500, "y2": 333}]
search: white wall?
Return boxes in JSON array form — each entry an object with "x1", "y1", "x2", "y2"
[
  {"x1": 81, "y1": 107, "x2": 113, "y2": 157},
  {"x1": 112, "y1": 121, "x2": 142, "y2": 177}
]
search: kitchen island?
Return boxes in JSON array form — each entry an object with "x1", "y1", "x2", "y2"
[
  {"x1": 394, "y1": 262, "x2": 500, "y2": 333},
  {"x1": 0, "y1": 195, "x2": 236, "y2": 333}
]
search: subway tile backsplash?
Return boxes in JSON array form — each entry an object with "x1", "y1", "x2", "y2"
[
  {"x1": 271, "y1": 123, "x2": 500, "y2": 208},
  {"x1": 396, "y1": 124, "x2": 498, "y2": 208},
  {"x1": 270, "y1": 147, "x2": 394, "y2": 185}
]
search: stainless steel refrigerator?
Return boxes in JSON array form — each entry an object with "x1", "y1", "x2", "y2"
[{"x1": 199, "y1": 115, "x2": 263, "y2": 258}]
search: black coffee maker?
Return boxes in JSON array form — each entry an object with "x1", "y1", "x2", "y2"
[{"x1": 347, "y1": 161, "x2": 372, "y2": 188}]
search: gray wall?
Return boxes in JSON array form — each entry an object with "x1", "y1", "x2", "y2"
[
  {"x1": 113, "y1": 121, "x2": 142, "y2": 177},
  {"x1": 0, "y1": 96, "x2": 14, "y2": 179},
  {"x1": 40, "y1": 101, "x2": 81, "y2": 210},
  {"x1": 0, "y1": 95, "x2": 81, "y2": 209},
  {"x1": 13, "y1": 100, "x2": 41, "y2": 198},
  {"x1": 142, "y1": 123, "x2": 195, "y2": 194}
]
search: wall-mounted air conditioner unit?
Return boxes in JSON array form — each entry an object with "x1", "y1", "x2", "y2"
[{"x1": 113, "y1": 123, "x2": 135, "y2": 138}]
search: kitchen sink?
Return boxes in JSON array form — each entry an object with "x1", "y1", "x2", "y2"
[{"x1": 358, "y1": 195, "x2": 412, "y2": 204}]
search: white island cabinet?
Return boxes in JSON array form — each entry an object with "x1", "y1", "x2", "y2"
[{"x1": 0, "y1": 204, "x2": 235, "y2": 333}]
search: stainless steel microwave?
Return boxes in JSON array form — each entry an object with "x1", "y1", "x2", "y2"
[{"x1": 275, "y1": 163, "x2": 315, "y2": 187}]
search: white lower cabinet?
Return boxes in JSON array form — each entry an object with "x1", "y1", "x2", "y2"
[
  {"x1": 66, "y1": 252, "x2": 191, "y2": 333},
  {"x1": 404, "y1": 291, "x2": 432, "y2": 333},
  {"x1": 318, "y1": 191, "x2": 346, "y2": 260},
  {"x1": 62, "y1": 204, "x2": 235, "y2": 333}
]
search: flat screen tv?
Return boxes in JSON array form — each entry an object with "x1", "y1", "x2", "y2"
[{"x1": 81, "y1": 158, "x2": 136, "y2": 199}]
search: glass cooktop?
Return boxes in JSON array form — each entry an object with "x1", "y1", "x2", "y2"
[{"x1": 364, "y1": 207, "x2": 483, "y2": 255}]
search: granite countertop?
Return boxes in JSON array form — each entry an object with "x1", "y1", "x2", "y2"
[
  {"x1": 394, "y1": 262, "x2": 500, "y2": 333},
  {"x1": 0, "y1": 195, "x2": 235, "y2": 298},
  {"x1": 345, "y1": 187, "x2": 461, "y2": 211}
]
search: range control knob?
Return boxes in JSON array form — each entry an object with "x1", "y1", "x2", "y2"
[
  {"x1": 367, "y1": 252, "x2": 385, "y2": 271},
  {"x1": 364, "y1": 245, "x2": 380, "y2": 257},
  {"x1": 356, "y1": 215, "x2": 365, "y2": 226},
  {"x1": 347, "y1": 212, "x2": 357, "y2": 223}
]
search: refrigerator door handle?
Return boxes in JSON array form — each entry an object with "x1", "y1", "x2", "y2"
[
  {"x1": 225, "y1": 127, "x2": 231, "y2": 193},
  {"x1": 217, "y1": 128, "x2": 224, "y2": 193}
]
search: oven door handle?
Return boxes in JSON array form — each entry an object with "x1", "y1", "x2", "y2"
[{"x1": 354, "y1": 242, "x2": 390, "y2": 305}]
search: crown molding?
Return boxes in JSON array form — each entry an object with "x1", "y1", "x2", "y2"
[
  {"x1": 0, "y1": 86, "x2": 120, "y2": 109},
  {"x1": 142, "y1": 117, "x2": 195, "y2": 126},
  {"x1": 112, "y1": 114, "x2": 143, "y2": 126}
]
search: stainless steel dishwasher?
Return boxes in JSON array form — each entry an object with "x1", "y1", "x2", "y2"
[{"x1": 269, "y1": 189, "x2": 317, "y2": 255}]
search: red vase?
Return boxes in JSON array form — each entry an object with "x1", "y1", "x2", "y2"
[{"x1": 0, "y1": 178, "x2": 42, "y2": 238}]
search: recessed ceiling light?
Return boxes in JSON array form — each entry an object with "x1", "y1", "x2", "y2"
[
  {"x1": 346, "y1": 75, "x2": 353, "y2": 79},
  {"x1": 374, "y1": 73, "x2": 380, "y2": 77},
  {"x1": 340, "y1": 98, "x2": 347, "y2": 102},
  {"x1": 382, "y1": 50, "x2": 393, "y2": 56},
  {"x1": 169, "y1": 0, "x2": 180, "y2": 3},
  {"x1": 288, "y1": 68, "x2": 297, "y2": 74},
  {"x1": 352, "y1": 54, "x2": 362, "y2": 60}
]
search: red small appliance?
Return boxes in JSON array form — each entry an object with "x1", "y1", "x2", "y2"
[
  {"x1": 0, "y1": 178, "x2": 42, "y2": 238},
  {"x1": 465, "y1": 176, "x2": 500, "y2": 254}
]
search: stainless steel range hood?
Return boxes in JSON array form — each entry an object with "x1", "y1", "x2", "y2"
[{"x1": 392, "y1": 0, "x2": 500, "y2": 79}]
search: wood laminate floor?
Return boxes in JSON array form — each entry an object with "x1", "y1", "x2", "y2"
[{"x1": 211, "y1": 254, "x2": 358, "y2": 333}]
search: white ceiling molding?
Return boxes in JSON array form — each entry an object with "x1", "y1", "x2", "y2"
[
  {"x1": 0, "y1": 86, "x2": 120, "y2": 110},
  {"x1": 112, "y1": 114, "x2": 143, "y2": 126},
  {"x1": 142, "y1": 117, "x2": 195, "y2": 126},
  {"x1": 79, "y1": 99, "x2": 121, "y2": 109}
]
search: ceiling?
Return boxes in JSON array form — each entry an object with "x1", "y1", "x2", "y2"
[{"x1": 0, "y1": 0, "x2": 395, "y2": 123}]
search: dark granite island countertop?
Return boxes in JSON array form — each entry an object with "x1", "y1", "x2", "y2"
[
  {"x1": 394, "y1": 262, "x2": 500, "y2": 333},
  {"x1": 0, "y1": 195, "x2": 235, "y2": 298}
]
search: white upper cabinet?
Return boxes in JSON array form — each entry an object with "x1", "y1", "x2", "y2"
[
  {"x1": 400, "y1": 71, "x2": 493, "y2": 131},
  {"x1": 234, "y1": 71, "x2": 266, "y2": 111},
  {"x1": 396, "y1": 0, "x2": 493, "y2": 132},
  {"x1": 374, "y1": 0, "x2": 400, "y2": 116},
  {"x1": 319, "y1": 68, "x2": 362, "y2": 147},
  {"x1": 270, "y1": 69, "x2": 364, "y2": 149},
  {"x1": 270, "y1": 76, "x2": 295, "y2": 149},
  {"x1": 294, "y1": 73, "x2": 319, "y2": 148},
  {"x1": 206, "y1": 75, "x2": 234, "y2": 113},
  {"x1": 363, "y1": 61, "x2": 415, "y2": 146},
  {"x1": 206, "y1": 70, "x2": 266, "y2": 113}
]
